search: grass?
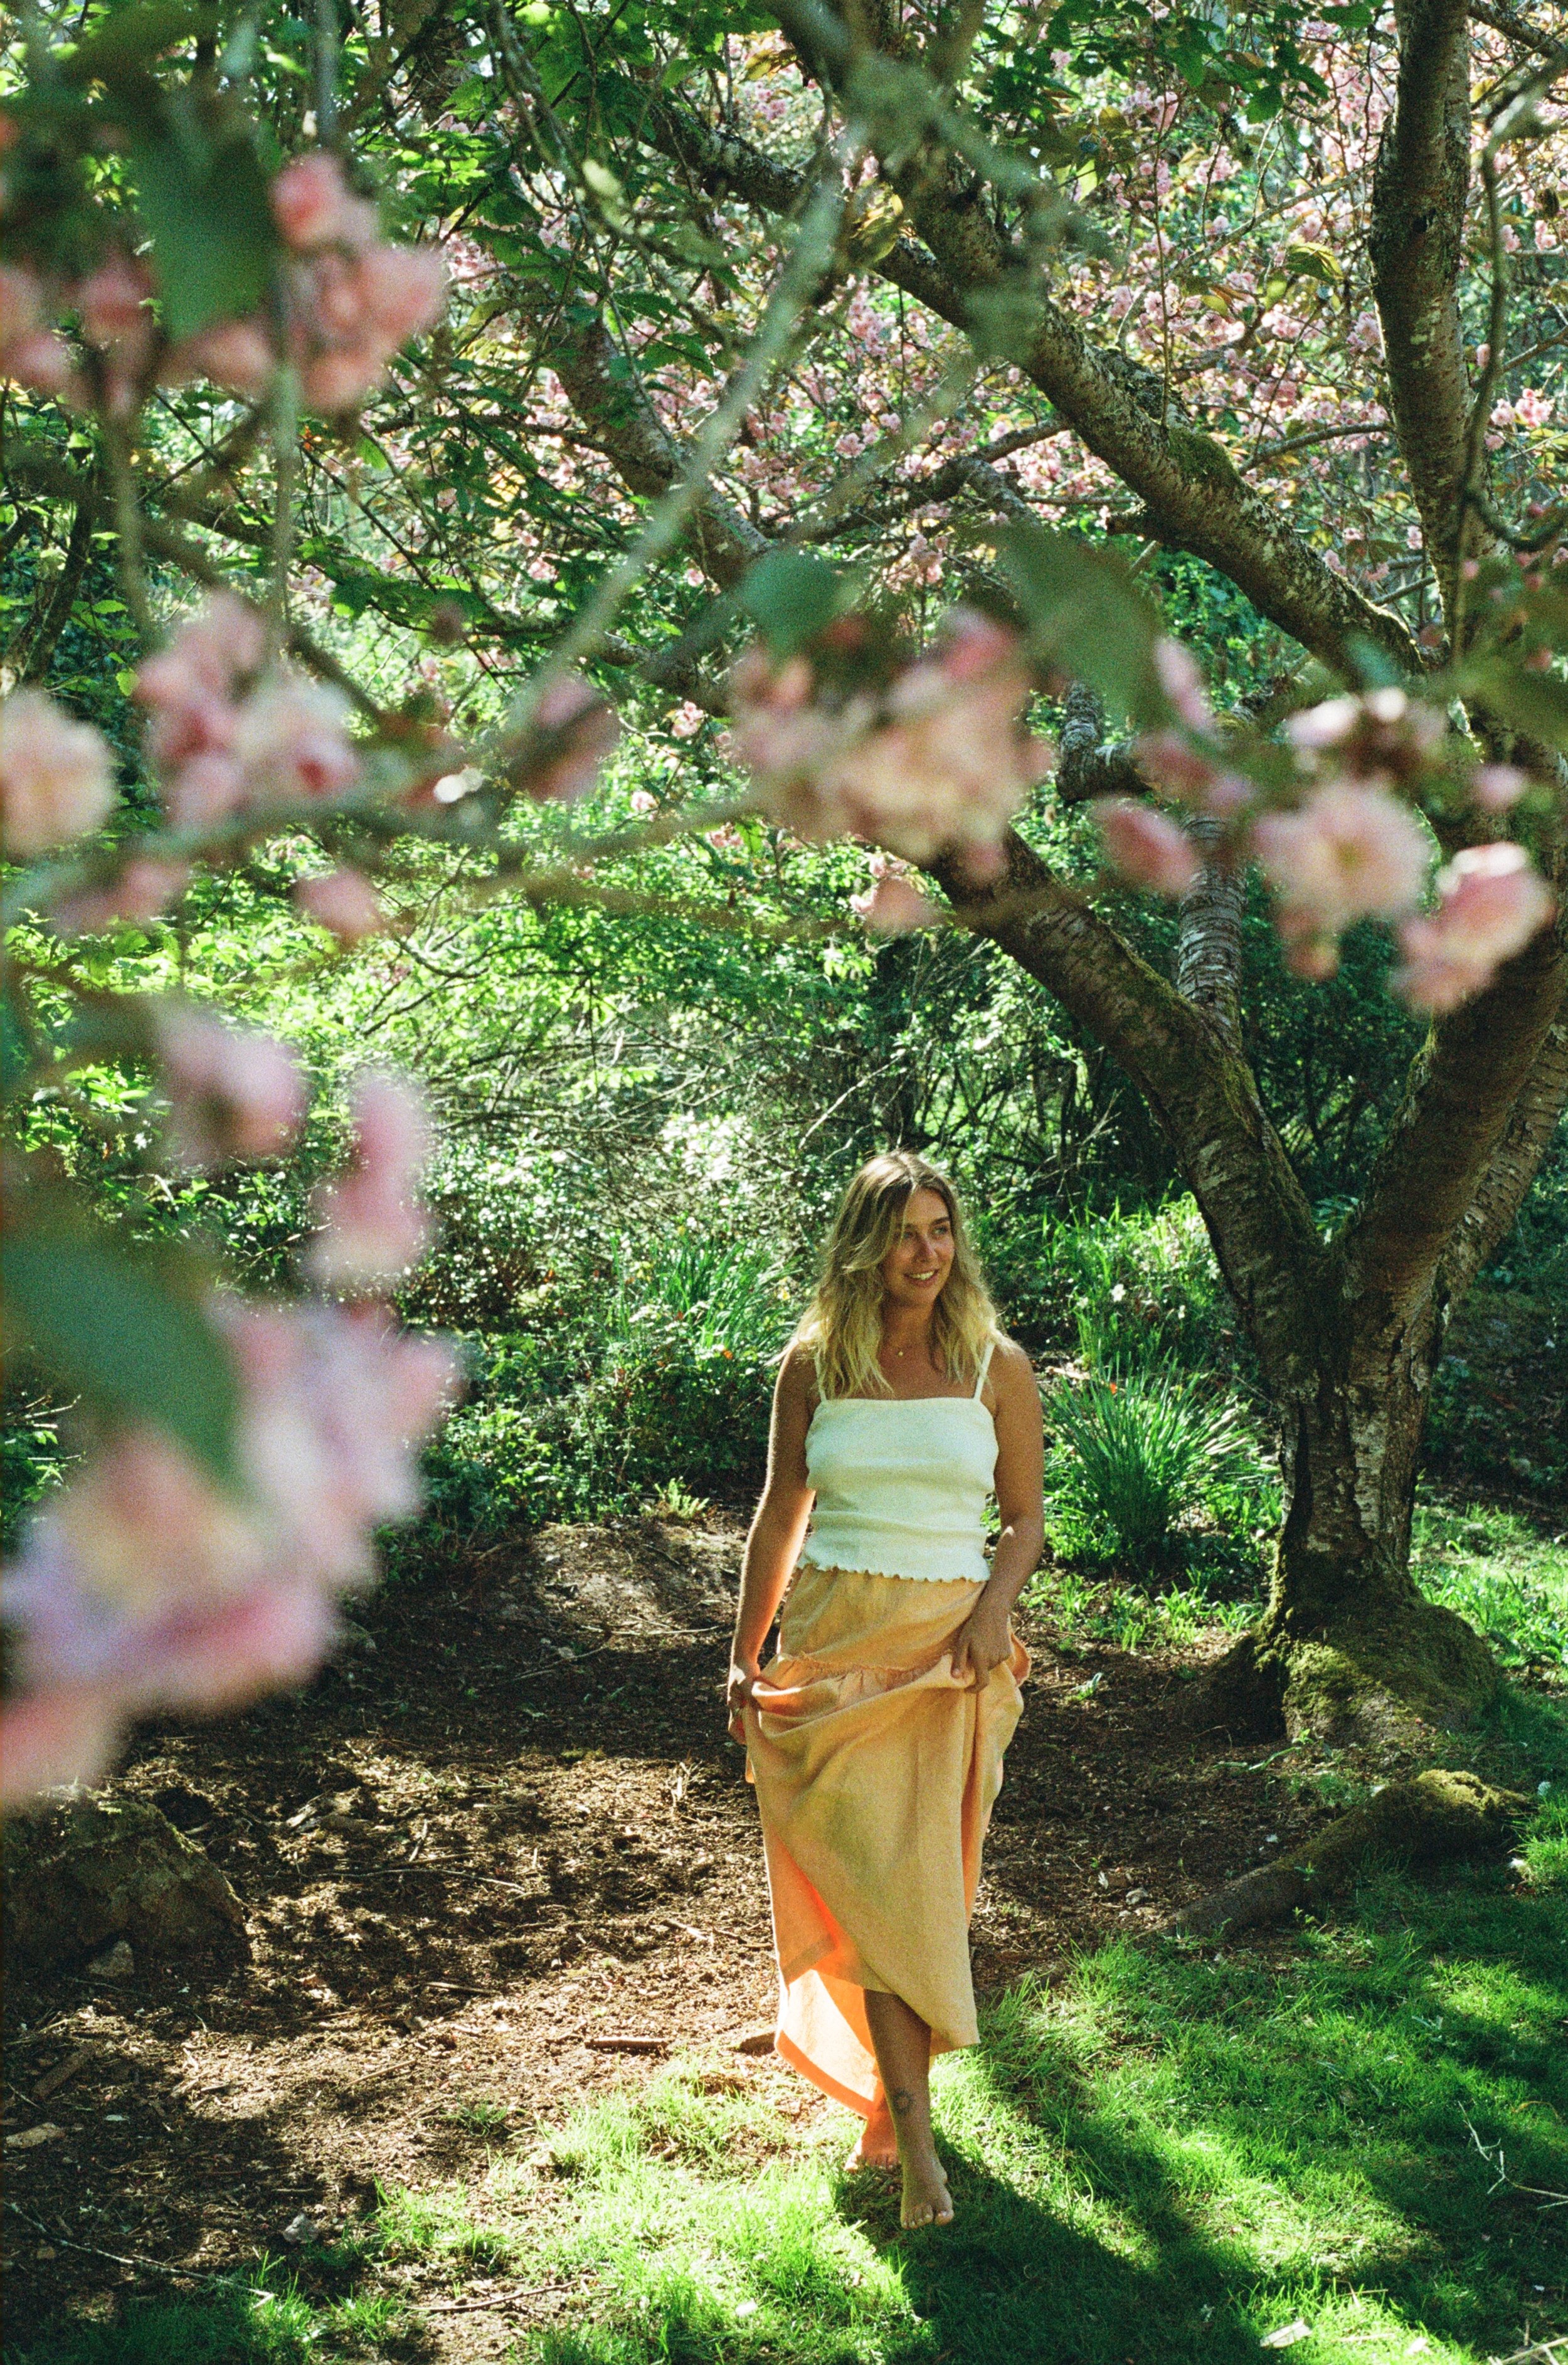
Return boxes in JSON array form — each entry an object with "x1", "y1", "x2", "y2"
[
  {"x1": 22, "y1": 1799, "x2": 1565, "y2": 2365},
  {"x1": 1413, "y1": 1500, "x2": 1568, "y2": 1673},
  {"x1": 14, "y1": 1508, "x2": 1567, "y2": 2365}
]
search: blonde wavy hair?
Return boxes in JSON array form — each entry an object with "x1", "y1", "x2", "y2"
[{"x1": 793, "y1": 1151, "x2": 1000, "y2": 1401}]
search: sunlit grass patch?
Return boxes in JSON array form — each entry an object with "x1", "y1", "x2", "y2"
[
  {"x1": 374, "y1": 2177, "x2": 518, "y2": 2269},
  {"x1": 500, "y1": 1873, "x2": 1566, "y2": 2365},
  {"x1": 1413, "y1": 1500, "x2": 1568, "y2": 1671}
]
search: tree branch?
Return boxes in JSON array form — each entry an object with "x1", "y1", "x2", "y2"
[
  {"x1": 1437, "y1": 996, "x2": 1568, "y2": 1304},
  {"x1": 931, "y1": 830, "x2": 1327, "y2": 1383},
  {"x1": 648, "y1": 69, "x2": 1424, "y2": 675},
  {"x1": 1343, "y1": 919, "x2": 1566, "y2": 1318},
  {"x1": 1369, "y1": 0, "x2": 1486, "y2": 613}
]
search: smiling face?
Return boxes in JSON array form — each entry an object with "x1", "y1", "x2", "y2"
[{"x1": 879, "y1": 1186, "x2": 956, "y2": 1315}]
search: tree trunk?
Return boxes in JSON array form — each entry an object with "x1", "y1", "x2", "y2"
[{"x1": 1206, "y1": 1301, "x2": 1498, "y2": 1745}]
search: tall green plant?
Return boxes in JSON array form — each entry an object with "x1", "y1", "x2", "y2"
[{"x1": 1049, "y1": 1368, "x2": 1270, "y2": 1570}]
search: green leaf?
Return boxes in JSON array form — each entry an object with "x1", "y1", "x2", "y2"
[
  {"x1": 738, "y1": 550, "x2": 845, "y2": 659},
  {"x1": 3, "y1": 1228, "x2": 241, "y2": 1488},
  {"x1": 997, "y1": 525, "x2": 1162, "y2": 722},
  {"x1": 1285, "y1": 239, "x2": 1344, "y2": 286},
  {"x1": 1469, "y1": 659, "x2": 1568, "y2": 751},
  {"x1": 61, "y1": 1, "x2": 217, "y2": 85},
  {"x1": 1, "y1": 997, "x2": 29, "y2": 1098},
  {"x1": 132, "y1": 122, "x2": 277, "y2": 341}
]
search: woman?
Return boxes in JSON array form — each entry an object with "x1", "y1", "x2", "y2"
[{"x1": 728, "y1": 1151, "x2": 1043, "y2": 2229}]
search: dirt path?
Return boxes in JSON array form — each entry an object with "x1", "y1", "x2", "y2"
[{"x1": 3, "y1": 1518, "x2": 1330, "y2": 2354}]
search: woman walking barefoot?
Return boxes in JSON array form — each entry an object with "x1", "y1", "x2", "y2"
[{"x1": 728, "y1": 1153, "x2": 1043, "y2": 2230}]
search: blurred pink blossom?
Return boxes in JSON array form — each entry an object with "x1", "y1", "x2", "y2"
[
  {"x1": 156, "y1": 1007, "x2": 308, "y2": 1167},
  {"x1": 1134, "y1": 729, "x2": 1254, "y2": 816},
  {"x1": 1, "y1": 1300, "x2": 458, "y2": 1801},
  {"x1": 0, "y1": 262, "x2": 77, "y2": 398},
  {"x1": 295, "y1": 865, "x2": 388, "y2": 943},
  {"x1": 272, "y1": 151, "x2": 379, "y2": 253},
  {"x1": 629, "y1": 787, "x2": 659, "y2": 817},
  {"x1": 1153, "y1": 637, "x2": 1213, "y2": 730},
  {"x1": 1471, "y1": 763, "x2": 1527, "y2": 812},
  {"x1": 1251, "y1": 781, "x2": 1429, "y2": 942},
  {"x1": 0, "y1": 688, "x2": 115, "y2": 855},
  {"x1": 164, "y1": 315, "x2": 276, "y2": 398},
  {"x1": 48, "y1": 855, "x2": 191, "y2": 937},
  {"x1": 1394, "y1": 843, "x2": 1555, "y2": 1012},
  {"x1": 512, "y1": 675, "x2": 620, "y2": 802},
  {"x1": 1091, "y1": 798, "x2": 1201, "y2": 896},
  {"x1": 850, "y1": 874, "x2": 940, "y2": 934},
  {"x1": 731, "y1": 610, "x2": 1047, "y2": 872},
  {"x1": 231, "y1": 675, "x2": 361, "y2": 803},
  {"x1": 1514, "y1": 387, "x2": 1554, "y2": 430},
  {"x1": 307, "y1": 1073, "x2": 433, "y2": 1290}
]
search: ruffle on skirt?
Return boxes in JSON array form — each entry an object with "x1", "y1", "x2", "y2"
[{"x1": 743, "y1": 1560, "x2": 1027, "y2": 2115}]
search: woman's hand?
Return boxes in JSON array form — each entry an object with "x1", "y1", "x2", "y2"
[
  {"x1": 950, "y1": 1590, "x2": 1014, "y2": 1690},
  {"x1": 726, "y1": 1656, "x2": 761, "y2": 1743}
]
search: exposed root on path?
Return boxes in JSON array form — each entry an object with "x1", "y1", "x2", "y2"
[{"x1": 1160, "y1": 1768, "x2": 1530, "y2": 1940}]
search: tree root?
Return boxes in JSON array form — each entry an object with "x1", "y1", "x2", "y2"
[
  {"x1": 1160, "y1": 1769, "x2": 1530, "y2": 1941},
  {"x1": 1194, "y1": 1596, "x2": 1500, "y2": 1749}
]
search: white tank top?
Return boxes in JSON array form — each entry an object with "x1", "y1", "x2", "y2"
[{"x1": 799, "y1": 1342, "x2": 998, "y2": 1585}]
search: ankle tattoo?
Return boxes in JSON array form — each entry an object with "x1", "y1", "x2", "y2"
[{"x1": 891, "y1": 2088, "x2": 914, "y2": 2117}]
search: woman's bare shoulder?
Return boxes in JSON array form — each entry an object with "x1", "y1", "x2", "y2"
[
  {"x1": 776, "y1": 1341, "x2": 819, "y2": 1400},
  {"x1": 987, "y1": 1333, "x2": 1037, "y2": 1397}
]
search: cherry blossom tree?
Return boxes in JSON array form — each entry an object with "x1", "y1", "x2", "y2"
[{"x1": 3, "y1": 0, "x2": 1567, "y2": 1785}]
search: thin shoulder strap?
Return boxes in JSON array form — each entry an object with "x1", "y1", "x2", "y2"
[{"x1": 972, "y1": 1339, "x2": 996, "y2": 1399}]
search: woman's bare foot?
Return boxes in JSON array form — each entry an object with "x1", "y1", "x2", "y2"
[
  {"x1": 900, "y1": 2149, "x2": 954, "y2": 2229},
  {"x1": 845, "y1": 2094, "x2": 899, "y2": 2171}
]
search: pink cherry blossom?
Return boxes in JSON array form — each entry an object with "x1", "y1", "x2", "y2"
[
  {"x1": 850, "y1": 874, "x2": 941, "y2": 934},
  {"x1": 294, "y1": 865, "x2": 388, "y2": 944},
  {"x1": 0, "y1": 688, "x2": 115, "y2": 855},
  {"x1": 1250, "y1": 781, "x2": 1429, "y2": 937},
  {"x1": 1514, "y1": 386, "x2": 1554, "y2": 430},
  {"x1": 1133, "y1": 729, "x2": 1254, "y2": 815},
  {"x1": 0, "y1": 1683, "x2": 120, "y2": 1806},
  {"x1": 306, "y1": 1073, "x2": 433, "y2": 1290},
  {"x1": 1153, "y1": 636, "x2": 1214, "y2": 730},
  {"x1": 1471, "y1": 763, "x2": 1527, "y2": 812},
  {"x1": 271, "y1": 151, "x2": 379, "y2": 253},
  {"x1": 1091, "y1": 797, "x2": 1202, "y2": 897},
  {"x1": 1394, "y1": 844, "x2": 1555, "y2": 1012},
  {"x1": 155, "y1": 1007, "x2": 308, "y2": 1167},
  {"x1": 629, "y1": 786, "x2": 659, "y2": 816},
  {"x1": 162, "y1": 317, "x2": 275, "y2": 399},
  {"x1": 731, "y1": 610, "x2": 1047, "y2": 870},
  {"x1": 48, "y1": 855, "x2": 191, "y2": 937},
  {"x1": 0, "y1": 262, "x2": 77, "y2": 397},
  {"x1": 73, "y1": 251, "x2": 155, "y2": 351},
  {"x1": 512, "y1": 675, "x2": 621, "y2": 802},
  {"x1": 231, "y1": 675, "x2": 361, "y2": 803},
  {"x1": 1, "y1": 1299, "x2": 458, "y2": 1796}
]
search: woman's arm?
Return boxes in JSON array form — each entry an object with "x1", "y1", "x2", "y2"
[
  {"x1": 726, "y1": 1345, "x2": 816, "y2": 1737},
  {"x1": 951, "y1": 1338, "x2": 1044, "y2": 1687}
]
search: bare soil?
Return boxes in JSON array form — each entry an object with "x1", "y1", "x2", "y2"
[{"x1": 3, "y1": 1518, "x2": 1338, "y2": 2358}]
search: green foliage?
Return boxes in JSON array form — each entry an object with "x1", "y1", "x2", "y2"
[
  {"x1": 409, "y1": 1226, "x2": 794, "y2": 1549},
  {"x1": 1037, "y1": 1193, "x2": 1236, "y2": 1375},
  {"x1": 999, "y1": 526, "x2": 1162, "y2": 727},
  {"x1": 3, "y1": 1221, "x2": 240, "y2": 1486},
  {"x1": 1412, "y1": 1501, "x2": 1568, "y2": 1674},
  {"x1": 1046, "y1": 1366, "x2": 1273, "y2": 1570}
]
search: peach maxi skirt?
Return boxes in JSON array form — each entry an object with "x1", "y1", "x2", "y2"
[{"x1": 743, "y1": 1561, "x2": 1029, "y2": 2116}]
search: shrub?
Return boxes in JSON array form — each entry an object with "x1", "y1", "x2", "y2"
[
  {"x1": 1047, "y1": 1366, "x2": 1273, "y2": 1572},
  {"x1": 1038, "y1": 1194, "x2": 1243, "y2": 1378}
]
